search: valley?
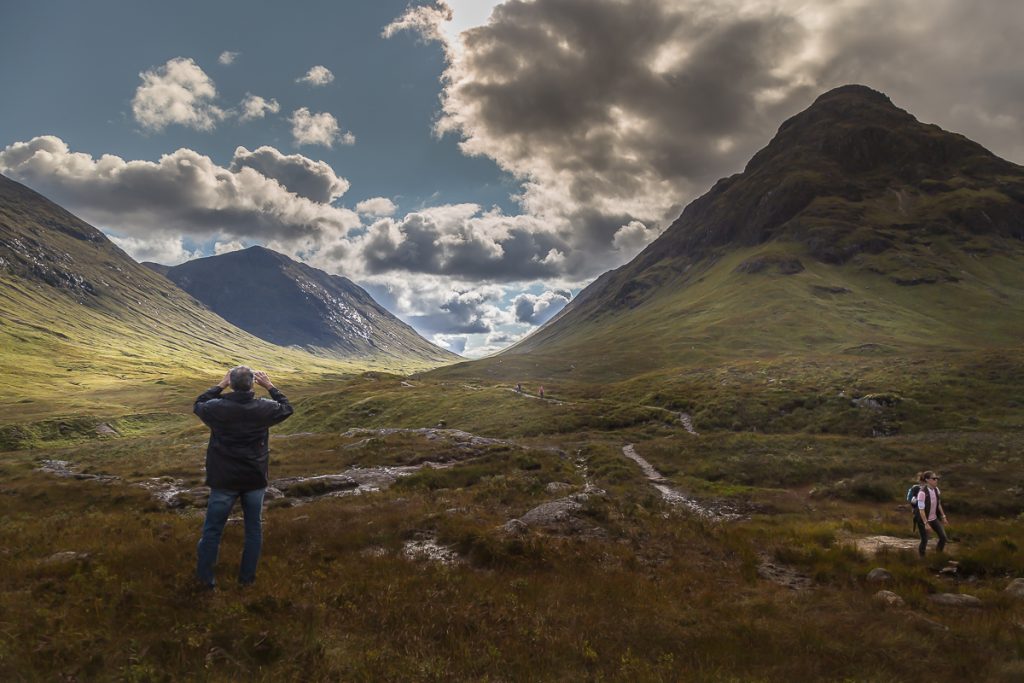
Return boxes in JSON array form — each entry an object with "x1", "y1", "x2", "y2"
[{"x1": 1, "y1": 84, "x2": 1023, "y2": 681}]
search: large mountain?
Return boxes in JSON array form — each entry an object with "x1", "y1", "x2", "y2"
[
  {"x1": 0, "y1": 175, "x2": 439, "y2": 419},
  {"x1": 470, "y1": 85, "x2": 1024, "y2": 379},
  {"x1": 146, "y1": 247, "x2": 457, "y2": 364}
]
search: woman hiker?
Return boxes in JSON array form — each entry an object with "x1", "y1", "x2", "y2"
[{"x1": 916, "y1": 470, "x2": 949, "y2": 557}]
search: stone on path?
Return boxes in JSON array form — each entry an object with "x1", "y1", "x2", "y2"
[
  {"x1": 872, "y1": 590, "x2": 904, "y2": 608},
  {"x1": 867, "y1": 568, "x2": 893, "y2": 583}
]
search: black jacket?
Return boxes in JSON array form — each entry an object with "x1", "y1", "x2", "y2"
[{"x1": 194, "y1": 385, "x2": 294, "y2": 490}]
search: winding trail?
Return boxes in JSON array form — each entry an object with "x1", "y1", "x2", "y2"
[{"x1": 622, "y1": 444, "x2": 736, "y2": 520}]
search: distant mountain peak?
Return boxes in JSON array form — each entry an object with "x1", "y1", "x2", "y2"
[
  {"x1": 154, "y1": 247, "x2": 457, "y2": 363},
  {"x1": 812, "y1": 83, "x2": 894, "y2": 107}
]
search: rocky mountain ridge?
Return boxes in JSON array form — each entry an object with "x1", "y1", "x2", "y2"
[
  {"x1": 147, "y1": 247, "x2": 457, "y2": 363},
  {"x1": 500, "y1": 84, "x2": 1024, "y2": 364}
]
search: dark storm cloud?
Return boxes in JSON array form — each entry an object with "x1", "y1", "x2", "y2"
[
  {"x1": 390, "y1": 0, "x2": 1024, "y2": 286},
  {"x1": 229, "y1": 146, "x2": 350, "y2": 203},
  {"x1": 359, "y1": 209, "x2": 572, "y2": 280},
  {"x1": 440, "y1": 0, "x2": 814, "y2": 218},
  {"x1": 405, "y1": 288, "x2": 499, "y2": 335}
]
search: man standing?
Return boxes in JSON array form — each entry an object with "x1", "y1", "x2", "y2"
[{"x1": 193, "y1": 366, "x2": 293, "y2": 588}]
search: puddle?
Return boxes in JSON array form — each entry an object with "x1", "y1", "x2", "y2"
[
  {"x1": 622, "y1": 445, "x2": 738, "y2": 520},
  {"x1": 135, "y1": 478, "x2": 208, "y2": 508}
]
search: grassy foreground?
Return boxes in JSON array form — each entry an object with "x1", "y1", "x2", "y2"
[{"x1": 1, "y1": 353, "x2": 1023, "y2": 681}]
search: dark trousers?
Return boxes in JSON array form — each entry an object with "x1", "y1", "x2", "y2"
[{"x1": 917, "y1": 518, "x2": 948, "y2": 556}]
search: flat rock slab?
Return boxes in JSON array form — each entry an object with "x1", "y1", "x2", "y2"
[
  {"x1": 41, "y1": 551, "x2": 91, "y2": 567},
  {"x1": 928, "y1": 593, "x2": 982, "y2": 608},
  {"x1": 852, "y1": 535, "x2": 920, "y2": 554}
]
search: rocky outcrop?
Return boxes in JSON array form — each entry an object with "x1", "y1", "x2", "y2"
[{"x1": 505, "y1": 491, "x2": 605, "y2": 536}]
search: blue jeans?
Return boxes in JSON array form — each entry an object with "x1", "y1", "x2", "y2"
[{"x1": 196, "y1": 488, "x2": 265, "y2": 587}]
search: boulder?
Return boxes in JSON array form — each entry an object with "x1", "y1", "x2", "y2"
[
  {"x1": 545, "y1": 482, "x2": 573, "y2": 494},
  {"x1": 928, "y1": 593, "x2": 982, "y2": 608},
  {"x1": 519, "y1": 497, "x2": 582, "y2": 526},
  {"x1": 41, "y1": 551, "x2": 91, "y2": 567},
  {"x1": 1005, "y1": 578, "x2": 1024, "y2": 599},
  {"x1": 872, "y1": 590, "x2": 904, "y2": 608},
  {"x1": 867, "y1": 568, "x2": 893, "y2": 583},
  {"x1": 272, "y1": 475, "x2": 358, "y2": 497},
  {"x1": 502, "y1": 519, "x2": 529, "y2": 535}
]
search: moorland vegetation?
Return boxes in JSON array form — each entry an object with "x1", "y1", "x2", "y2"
[{"x1": 1, "y1": 85, "x2": 1023, "y2": 681}]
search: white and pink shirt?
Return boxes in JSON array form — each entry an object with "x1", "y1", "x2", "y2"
[{"x1": 917, "y1": 486, "x2": 941, "y2": 521}]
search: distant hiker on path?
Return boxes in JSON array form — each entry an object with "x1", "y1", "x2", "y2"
[
  {"x1": 193, "y1": 366, "x2": 293, "y2": 588},
  {"x1": 539, "y1": 386, "x2": 545, "y2": 399},
  {"x1": 915, "y1": 470, "x2": 949, "y2": 557},
  {"x1": 515, "y1": 383, "x2": 522, "y2": 393}
]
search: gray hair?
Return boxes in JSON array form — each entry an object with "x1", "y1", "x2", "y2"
[{"x1": 229, "y1": 365, "x2": 254, "y2": 391}]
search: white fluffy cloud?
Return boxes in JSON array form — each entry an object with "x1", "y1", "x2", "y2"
[
  {"x1": 612, "y1": 220, "x2": 661, "y2": 256},
  {"x1": 382, "y1": 0, "x2": 453, "y2": 43},
  {"x1": 432, "y1": 333, "x2": 467, "y2": 355},
  {"x1": 110, "y1": 234, "x2": 202, "y2": 265},
  {"x1": 218, "y1": 51, "x2": 239, "y2": 65},
  {"x1": 0, "y1": 136, "x2": 361, "y2": 249},
  {"x1": 239, "y1": 94, "x2": 280, "y2": 122},
  {"x1": 132, "y1": 58, "x2": 227, "y2": 131},
  {"x1": 512, "y1": 290, "x2": 570, "y2": 325},
  {"x1": 214, "y1": 239, "x2": 246, "y2": 254},
  {"x1": 290, "y1": 108, "x2": 355, "y2": 148},
  {"x1": 229, "y1": 145, "x2": 350, "y2": 203},
  {"x1": 355, "y1": 197, "x2": 397, "y2": 217},
  {"x1": 296, "y1": 65, "x2": 335, "y2": 86}
]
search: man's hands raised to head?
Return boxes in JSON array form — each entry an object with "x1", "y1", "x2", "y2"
[
  {"x1": 254, "y1": 371, "x2": 275, "y2": 390},
  {"x1": 218, "y1": 370, "x2": 231, "y2": 389}
]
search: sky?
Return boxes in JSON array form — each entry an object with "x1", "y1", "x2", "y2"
[{"x1": 1, "y1": 0, "x2": 1023, "y2": 358}]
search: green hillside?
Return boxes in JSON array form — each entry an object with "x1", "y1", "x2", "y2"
[
  {"x1": 0, "y1": 174, "x2": 444, "y2": 423},
  {"x1": 461, "y1": 85, "x2": 1024, "y2": 381}
]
